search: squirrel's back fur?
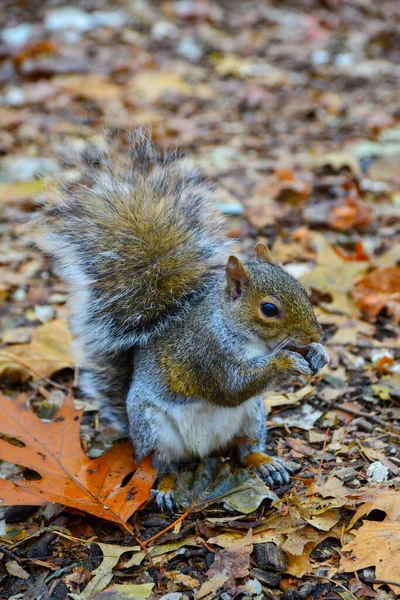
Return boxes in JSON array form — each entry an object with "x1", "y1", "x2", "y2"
[{"x1": 40, "y1": 131, "x2": 231, "y2": 355}]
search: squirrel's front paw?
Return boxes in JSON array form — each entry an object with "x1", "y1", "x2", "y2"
[
  {"x1": 150, "y1": 473, "x2": 179, "y2": 512},
  {"x1": 278, "y1": 350, "x2": 313, "y2": 378},
  {"x1": 304, "y1": 343, "x2": 330, "y2": 374},
  {"x1": 243, "y1": 452, "x2": 293, "y2": 487}
]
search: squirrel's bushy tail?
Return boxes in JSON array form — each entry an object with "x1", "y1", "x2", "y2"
[
  {"x1": 39, "y1": 132, "x2": 230, "y2": 429},
  {"x1": 41, "y1": 131, "x2": 230, "y2": 352}
]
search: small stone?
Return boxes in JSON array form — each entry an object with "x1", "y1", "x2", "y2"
[
  {"x1": 12, "y1": 288, "x2": 27, "y2": 302},
  {"x1": 49, "y1": 293, "x2": 68, "y2": 304}
]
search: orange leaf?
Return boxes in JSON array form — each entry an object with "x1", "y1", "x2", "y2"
[
  {"x1": 0, "y1": 393, "x2": 157, "y2": 524},
  {"x1": 330, "y1": 196, "x2": 373, "y2": 231},
  {"x1": 352, "y1": 266, "x2": 400, "y2": 322}
]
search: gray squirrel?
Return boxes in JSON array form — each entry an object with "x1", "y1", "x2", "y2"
[{"x1": 39, "y1": 132, "x2": 329, "y2": 510}]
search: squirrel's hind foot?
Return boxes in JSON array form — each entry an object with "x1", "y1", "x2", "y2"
[
  {"x1": 151, "y1": 473, "x2": 179, "y2": 513},
  {"x1": 243, "y1": 452, "x2": 293, "y2": 488},
  {"x1": 150, "y1": 488, "x2": 179, "y2": 513}
]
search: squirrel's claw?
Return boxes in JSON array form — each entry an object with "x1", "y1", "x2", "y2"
[
  {"x1": 151, "y1": 488, "x2": 179, "y2": 513},
  {"x1": 256, "y1": 457, "x2": 292, "y2": 487}
]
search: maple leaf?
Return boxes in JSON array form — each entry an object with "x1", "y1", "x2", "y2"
[
  {"x1": 340, "y1": 521, "x2": 400, "y2": 594},
  {"x1": 0, "y1": 393, "x2": 157, "y2": 524}
]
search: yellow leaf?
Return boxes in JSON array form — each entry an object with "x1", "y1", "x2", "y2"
[
  {"x1": 165, "y1": 570, "x2": 199, "y2": 588},
  {"x1": 0, "y1": 180, "x2": 44, "y2": 205},
  {"x1": 127, "y1": 70, "x2": 192, "y2": 102},
  {"x1": 0, "y1": 318, "x2": 73, "y2": 381},
  {"x1": 263, "y1": 384, "x2": 315, "y2": 408},
  {"x1": 286, "y1": 543, "x2": 313, "y2": 577},
  {"x1": 56, "y1": 74, "x2": 122, "y2": 102},
  {"x1": 305, "y1": 509, "x2": 341, "y2": 531}
]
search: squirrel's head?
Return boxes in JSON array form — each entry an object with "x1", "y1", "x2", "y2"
[{"x1": 225, "y1": 243, "x2": 323, "y2": 349}]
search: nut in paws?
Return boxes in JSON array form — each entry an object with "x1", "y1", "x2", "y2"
[{"x1": 305, "y1": 343, "x2": 330, "y2": 374}]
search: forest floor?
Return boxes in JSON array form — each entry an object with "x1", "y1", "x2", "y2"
[{"x1": 0, "y1": 1, "x2": 400, "y2": 599}]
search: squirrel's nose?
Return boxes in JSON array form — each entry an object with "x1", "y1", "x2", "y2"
[
  {"x1": 297, "y1": 330, "x2": 322, "y2": 346},
  {"x1": 311, "y1": 331, "x2": 323, "y2": 343}
]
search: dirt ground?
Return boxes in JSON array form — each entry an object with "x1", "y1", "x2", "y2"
[{"x1": 0, "y1": 1, "x2": 400, "y2": 599}]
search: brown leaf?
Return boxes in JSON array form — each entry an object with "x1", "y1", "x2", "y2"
[
  {"x1": 303, "y1": 195, "x2": 373, "y2": 231},
  {"x1": 0, "y1": 318, "x2": 73, "y2": 382},
  {"x1": 0, "y1": 393, "x2": 157, "y2": 524},
  {"x1": 348, "y1": 489, "x2": 400, "y2": 528},
  {"x1": 341, "y1": 521, "x2": 400, "y2": 594},
  {"x1": 127, "y1": 70, "x2": 192, "y2": 103},
  {"x1": 312, "y1": 476, "x2": 352, "y2": 499},
  {"x1": 55, "y1": 74, "x2": 122, "y2": 102},
  {"x1": 197, "y1": 529, "x2": 253, "y2": 598},
  {"x1": 352, "y1": 266, "x2": 400, "y2": 322},
  {"x1": 286, "y1": 437, "x2": 314, "y2": 457}
]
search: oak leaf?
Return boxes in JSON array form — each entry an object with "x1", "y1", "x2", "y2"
[
  {"x1": 348, "y1": 489, "x2": 400, "y2": 528},
  {"x1": 340, "y1": 521, "x2": 400, "y2": 594},
  {"x1": 0, "y1": 393, "x2": 157, "y2": 524}
]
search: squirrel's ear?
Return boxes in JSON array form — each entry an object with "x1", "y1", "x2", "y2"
[
  {"x1": 254, "y1": 242, "x2": 273, "y2": 264},
  {"x1": 226, "y1": 256, "x2": 249, "y2": 300}
]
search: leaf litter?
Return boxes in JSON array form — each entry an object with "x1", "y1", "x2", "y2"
[{"x1": 1, "y1": 0, "x2": 400, "y2": 599}]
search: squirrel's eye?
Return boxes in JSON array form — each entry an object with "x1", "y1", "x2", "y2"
[{"x1": 261, "y1": 302, "x2": 279, "y2": 317}]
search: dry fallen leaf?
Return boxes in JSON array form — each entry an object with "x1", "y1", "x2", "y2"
[
  {"x1": 312, "y1": 476, "x2": 353, "y2": 499},
  {"x1": 301, "y1": 247, "x2": 366, "y2": 316},
  {"x1": 127, "y1": 70, "x2": 192, "y2": 103},
  {"x1": 55, "y1": 74, "x2": 122, "y2": 102},
  {"x1": 0, "y1": 393, "x2": 157, "y2": 524},
  {"x1": 5, "y1": 561, "x2": 30, "y2": 580},
  {"x1": 197, "y1": 529, "x2": 253, "y2": 598},
  {"x1": 0, "y1": 180, "x2": 44, "y2": 206},
  {"x1": 348, "y1": 489, "x2": 400, "y2": 528},
  {"x1": 341, "y1": 521, "x2": 400, "y2": 594},
  {"x1": 69, "y1": 543, "x2": 144, "y2": 600},
  {"x1": 352, "y1": 266, "x2": 400, "y2": 323},
  {"x1": 0, "y1": 318, "x2": 73, "y2": 382},
  {"x1": 94, "y1": 583, "x2": 155, "y2": 600}
]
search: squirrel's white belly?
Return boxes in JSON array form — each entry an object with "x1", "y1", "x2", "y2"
[{"x1": 152, "y1": 397, "x2": 259, "y2": 463}]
